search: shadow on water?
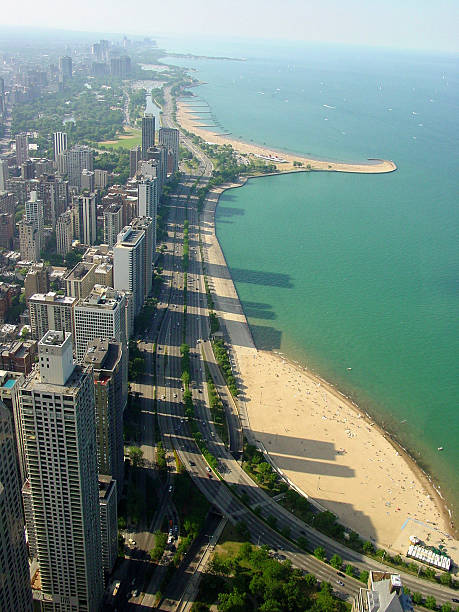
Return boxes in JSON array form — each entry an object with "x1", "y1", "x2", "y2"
[{"x1": 249, "y1": 324, "x2": 282, "y2": 350}]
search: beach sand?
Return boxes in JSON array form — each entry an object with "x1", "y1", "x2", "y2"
[
  {"x1": 199, "y1": 181, "x2": 457, "y2": 563},
  {"x1": 178, "y1": 100, "x2": 397, "y2": 174}
]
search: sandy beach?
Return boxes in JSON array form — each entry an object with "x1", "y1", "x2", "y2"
[
  {"x1": 199, "y1": 181, "x2": 458, "y2": 564},
  {"x1": 178, "y1": 100, "x2": 397, "y2": 174}
]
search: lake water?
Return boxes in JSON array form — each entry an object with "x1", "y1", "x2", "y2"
[{"x1": 163, "y1": 39, "x2": 459, "y2": 526}]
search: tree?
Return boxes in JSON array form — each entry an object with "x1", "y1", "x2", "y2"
[
  {"x1": 440, "y1": 572, "x2": 452, "y2": 586},
  {"x1": 330, "y1": 554, "x2": 342, "y2": 569},
  {"x1": 440, "y1": 603, "x2": 452, "y2": 612},
  {"x1": 362, "y1": 540, "x2": 375, "y2": 554},
  {"x1": 425, "y1": 596, "x2": 436, "y2": 610},
  {"x1": 297, "y1": 536, "x2": 308, "y2": 551},
  {"x1": 359, "y1": 570, "x2": 369, "y2": 584},
  {"x1": 64, "y1": 250, "x2": 82, "y2": 269},
  {"x1": 345, "y1": 564, "x2": 354, "y2": 576},
  {"x1": 128, "y1": 446, "x2": 143, "y2": 467},
  {"x1": 411, "y1": 592, "x2": 423, "y2": 605},
  {"x1": 314, "y1": 546, "x2": 326, "y2": 561},
  {"x1": 217, "y1": 588, "x2": 246, "y2": 612}
]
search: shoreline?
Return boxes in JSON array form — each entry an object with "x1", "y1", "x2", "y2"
[
  {"x1": 178, "y1": 99, "x2": 397, "y2": 174},
  {"x1": 198, "y1": 177, "x2": 457, "y2": 556}
]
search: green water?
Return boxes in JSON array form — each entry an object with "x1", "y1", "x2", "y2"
[
  {"x1": 216, "y1": 169, "x2": 458, "y2": 524},
  {"x1": 166, "y1": 39, "x2": 459, "y2": 524}
]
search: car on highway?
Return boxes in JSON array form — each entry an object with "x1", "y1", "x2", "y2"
[
  {"x1": 168, "y1": 485, "x2": 173, "y2": 493},
  {"x1": 337, "y1": 572, "x2": 345, "y2": 578},
  {"x1": 336, "y1": 580, "x2": 344, "y2": 587},
  {"x1": 207, "y1": 473, "x2": 212, "y2": 479},
  {"x1": 173, "y1": 393, "x2": 177, "y2": 398},
  {"x1": 206, "y1": 467, "x2": 211, "y2": 472},
  {"x1": 161, "y1": 395, "x2": 165, "y2": 400}
]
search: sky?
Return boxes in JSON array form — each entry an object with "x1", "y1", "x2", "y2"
[{"x1": 2, "y1": 0, "x2": 458, "y2": 53}]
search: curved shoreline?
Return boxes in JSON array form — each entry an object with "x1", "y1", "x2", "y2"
[
  {"x1": 199, "y1": 176, "x2": 457, "y2": 553},
  {"x1": 178, "y1": 100, "x2": 397, "y2": 174}
]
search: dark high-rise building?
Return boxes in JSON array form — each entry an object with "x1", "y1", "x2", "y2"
[
  {"x1": 84, "y1": 338, "x2": 126, "y2": 496},
  {"x1": 15, "y1": 133, "x2": 29, "y2": 166},
  {"x1": 59, "y1": 56, "x2": 72, "y2": 79},
  {"x1": 0, "y1": 401, "x2": 33, "y2": 611},
  {"x1": 129, "y1": 145, "x2": 141, "y2": 177},
  {"x1": 159, "y1": 127, "x2": 180, "y2": 173},
  {"x1": 110, "y1": 56, "x2": 131, "y2": 78},
  {"x1": 141, "y1": 114, "x2": 155, "y2": 159}
]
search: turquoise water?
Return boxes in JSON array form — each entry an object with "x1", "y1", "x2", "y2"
[{"x1": 165, "y1": 40, "x2": 459, "y2": 524}]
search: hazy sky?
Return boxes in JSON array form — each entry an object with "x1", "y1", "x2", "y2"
[{"x1": 3, "y1": 0, "x2": 458, "y2": 52}]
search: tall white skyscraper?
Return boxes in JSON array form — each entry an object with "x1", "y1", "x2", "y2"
[
  {"x1": 114, "y1": 226, "x2": 145, "y2": 315},
  {"x1": 131, "y1": 216, "x2": 153, "y2": 297},
  {"x1": 53, "y1": 132, "x2": 68, "y2": 164},
  {"x1": 0, "y1": 402, "x2": 32, "y2": 611},
  {"x1": 138, "y1": 177, "x2": 158, "y2": 256},
  {"x1": 25, "y1": 191, "x2": 44, "y2": 234},
  {"x1": 56, "y1": 209, "x2": 73, "y2": 256},
  {"x1": 18, "y1": 331, "x2": 103, "y2": 610}
]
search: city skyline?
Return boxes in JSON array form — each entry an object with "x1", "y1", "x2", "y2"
[{"x1": 0, "y1": 0, "x2": 457, "y2": 53}]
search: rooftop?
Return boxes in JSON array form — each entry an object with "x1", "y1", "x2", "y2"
[
  {"x1": 78, "y1": 285, "x2": 124, "y2": 309},
  {"x1": 84, "y1": 337, "x2": 121, "y2": 371},
  {"x1": 65, "y1": 261, "x2": 95, "y2": 281},
  {"x1": 29, "y1": 291, "x2": 76, "y2": 305}
]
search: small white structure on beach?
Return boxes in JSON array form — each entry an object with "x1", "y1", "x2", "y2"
[{"x1": 407, "y1": 544, "x2": 451, "y2": 571}]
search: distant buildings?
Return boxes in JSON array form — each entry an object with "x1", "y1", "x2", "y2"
[
  {"x1": 110, "y1": 56, "x2": 131, "y2": 78},
  {"x1": 24, "y1": 262, "x2": 48, "y2": 300},
  {"x1": 61, "y1": 145, "x2": 93, "y2": 189},
  {"x1": 94, "y1": 168, "x2": 108, "y2": 189},
  {"x1": 19, "y1": 331, "x2": 103, "y2": 609},
  {"x1": 141, "y1": 113, "x2": 155, "y2": 159},
  {"x1": 114, "y1": 225, "x2": 145, "y2": 314},
  {"x1": 81, "y1": 168, "x2": 95, "y2": 192},
  {"x1": 0, "y1": 211, "x2": 14, "y2": 249},
  {"x1": 59, "y1": 55, "x2": 72, "y2": 79},
  {"x1": 138, "y1": 177, "x2": 158, "y2": 254},
  {"x1": 0, "y1": 401, "x2": 32, "y2": 611},
  {"x1": 0, "y1": 158, "x2": 9, "y2": 190}
]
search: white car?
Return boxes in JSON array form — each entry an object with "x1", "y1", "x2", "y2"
[{"x1": 206, "y1": 467, "x2": 211, "y2": 472}]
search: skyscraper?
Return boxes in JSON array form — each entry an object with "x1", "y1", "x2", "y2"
[
  {"x1": 114, "y1": 226, "x2": 145, "y2": 314},
  {"x1": 18, "y1": 331, "x2": 103, "y2": 610},
  {"x1": 141, "y1": 113, "x2": 155, "y2": 159},
  {"x1": 74, "y1": 285, "x2": 128, "y2": 362},
  {"x1": 18, "y1": 218, "x2": 40, "y2": 262},
  {"x1": 62, "y1": 145, "x2": 93, "y2": 188},
  {"x1": 15, "y1": 133, "x2": 29, "y2": 166},
  {"x1": 159, "y1": 127, "x2": 180, "y2": 173},
  {"x1": 146, "y1": 144, "x2": 167, "y2": 190},
  {"x1": 104, "y1": 203, "x2": 123, "y2": 247},
  {"x1": 0, "y1": 401, "x2": 32, "y2": 611},
  {"x1": 138, "y1": 177, "x2": 158, "y2": 257},
  {"x1": 56, "y1": 209, "x2": 73, "y2": 256},
  {"x1": 37, "y1": 175, "x2": 69, "y2": 225},
  {"x1": 59, "y1": 56, "x2": 72, "y2": 79},
  {"x1": 25, "y1": 191, "x2": 44, "y2": 236},
  {"x1": 53, "y1": 131, "x2": 68, "y2": 164},
  {"x1": 74, "y1": 192, "x2": 97, "y2": 245},
  {"x1": 64, "y1": 261, "x2": 97, "y2": 300},
  {"x1": 0, "y1": 158, "x2": 9, "y2": 190},
  {"x1": 98, "y1": 476, "x2": 118, "y2": 575},
  {"x1": 129, "y1": 145, "x2": 141, "y2": 177},
  {"x1": 131, "y1": 216, "x2": 153, "y2": 297},
  {"x1": 84, "y1": 338, "x2": 125, "y2": 493}
]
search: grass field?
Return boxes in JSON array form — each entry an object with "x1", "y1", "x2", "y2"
[
  {"x1": 99, "y1": 127, "x2": 142, "y2": 150},
  {"x1": 214, "y1": 522, "x2": 247, "y2": 559}
]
